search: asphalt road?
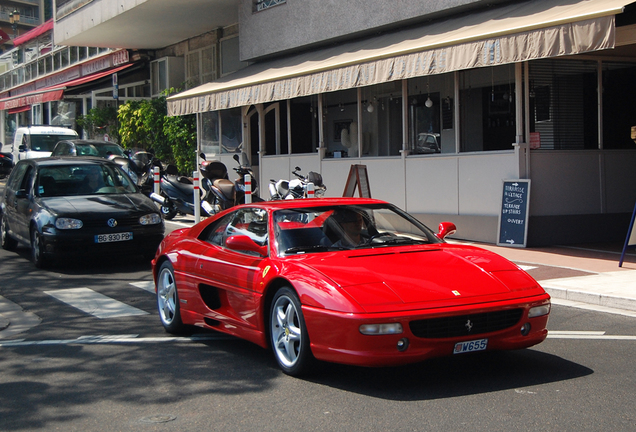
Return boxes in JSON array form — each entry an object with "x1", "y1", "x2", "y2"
[{"x1": 0, "y1": 223, "x2": 635, "y2": 431}]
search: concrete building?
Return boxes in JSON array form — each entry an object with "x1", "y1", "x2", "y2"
[{"x1": 50, "y1": 0, "x2": 636, "y2": 246}]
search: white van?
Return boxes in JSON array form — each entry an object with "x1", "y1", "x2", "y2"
[{"x1": 12, "y1": 126, "x2": 79, "y2": 163}]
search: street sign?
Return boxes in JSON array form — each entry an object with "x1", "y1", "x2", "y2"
[
  {"x1": 112, "y1": 73, "x2": 118, "y2": 99},
  {"x1": 497, "y1": 179, "x2": 531, "y2": 247}
]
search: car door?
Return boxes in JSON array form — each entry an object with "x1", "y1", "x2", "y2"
[
  {"x1": 195, "y1": 208, "x2": 268, "y2": 330},
  {"x1": 2, "y1": 162, "x2": 33, "y2": 243},
  {"x1": 13, "y1": 164, "x2": 35, "y2": 241}
]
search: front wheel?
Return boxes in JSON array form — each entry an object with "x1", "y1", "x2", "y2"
[
  {"x1": 30, "y1": 228, "x2": 49, "y2": 269},
  {"x1": 160, "y1": 198, "x2": 177, "y2": 220},
  {"x1": 1, "y1": 213, "x2": 17, "y2": 251},
  {"x1": 270, "y1": 287, "x2": 315, "y2": 376},
  {"x1": 156, "y1": 261, "x2": 185, "y2": 334}
]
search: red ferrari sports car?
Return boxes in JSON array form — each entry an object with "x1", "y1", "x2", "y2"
[{"x1": 152, "y1": 198, "x2": 550, "y2": 376}]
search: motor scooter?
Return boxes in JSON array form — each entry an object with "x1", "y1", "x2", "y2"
[
  {"x1": 151, "y1": 162, "x2": 216, "y2": 220},
  {"x1": 205, "y1": 152, "x2": 261, "y2": 213},
  {"x1": 269, "y1": 166, "x2": 326, "y2": 200}
]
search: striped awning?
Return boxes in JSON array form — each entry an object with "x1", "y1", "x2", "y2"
[{"x1": 168, "y1": 0, "x2": 631, "y2": 116}]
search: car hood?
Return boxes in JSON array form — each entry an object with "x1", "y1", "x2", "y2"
[
  {"x1": 294, "y1": 244, "x2": 545, "y2": 312},
  {"x1": 40, "y1": 194, "x2": 156, "y2": 216}
]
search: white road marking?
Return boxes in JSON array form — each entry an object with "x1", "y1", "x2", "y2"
[
  {"x1": 0, "y1": 334, "x2": 234, "y2": 347},
  {"x1": 547, "y1": 330, "x2": 636, "y2": 340},
  {"x1": 44, "y1": 288, "x2": 149, "y2": 318},
  {"x1": 130, "y1": 281, "x2": 155, "y2": 294}
]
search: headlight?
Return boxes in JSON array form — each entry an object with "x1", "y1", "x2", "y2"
[
  {"x1": 55, "y1": 218, "x2": 83, "y2": 230},
  {"x1": 359, "y1": 323, "x2": 403, "y2": 335},
  {"x1": 139, "y1": 213, "x2": 162, "y2": 225},
  {"x1": 528, "y1": 303, "x2": 551, "y2": 318}
]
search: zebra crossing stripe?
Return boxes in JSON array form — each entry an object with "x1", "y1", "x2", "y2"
[
  {"x1": 130, "y1": 281, "x2": 155, "y2": 293},
  {"x1": 44, "y1": 288, "x2": 149, "y2": 318}
]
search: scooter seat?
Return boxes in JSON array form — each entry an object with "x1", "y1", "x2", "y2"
[{"x1": 214, "y1": 178, "x2": 235, "y2": 200}]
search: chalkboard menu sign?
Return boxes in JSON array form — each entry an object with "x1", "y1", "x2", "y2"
[{"x1": 497, "y1": 179, "x2": 531, "y2": 247}]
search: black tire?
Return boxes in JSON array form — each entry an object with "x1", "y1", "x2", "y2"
[
  {"x1": 1, "y1": 213, "x2": 17, "y2": 251},
  {"x1": 160, "y1": 200, "x2": 177, "y2": 220},
  {"x1": 30, "y1": 227, "x2": 49, "y2": 269},
  {"x1": 269, "y1": 287, "x2": 315, "y2": 376},
  {"x1": 156, "y1": 261, "x2": 185, "y2": 334}
]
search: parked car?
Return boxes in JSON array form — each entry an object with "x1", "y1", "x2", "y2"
[
  {"x1": 414, "y1": 132, "x2": 441, "y2": 154},
  {"x1": 0, "y1": 148, "x2": 12, "y2": 179},
  {"x1": 11, "y1": 125, "x2": 79, "y2": 163},
  {"x1": 50, "y1": 140, "x2": 143, "y2": 189},
  {"x1": 50, "y1": 139, "x2": 127, "y2": 159},
  {"x1": 152, "y1": 198, "x2": 551, "y2": 376},
  {"x1": 0, "y1": 157, "x2": 164, "y2": 268}
]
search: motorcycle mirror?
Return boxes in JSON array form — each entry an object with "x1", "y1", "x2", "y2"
[
  {"x1": 233, "y1": 154, "x2": 240, "y2": 163},
  {"x1": 294, "y1": 166, "x2": 301, "y2": 171},
  {"x1": 199, "y1": 152, "x2": 206, "y2": 161}
]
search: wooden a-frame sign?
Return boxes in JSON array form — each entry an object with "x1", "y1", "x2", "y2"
[{"x1": 343, "y1": 164, "x2": 371, "y2": 198}]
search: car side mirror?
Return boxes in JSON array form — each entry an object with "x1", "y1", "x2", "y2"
[
  {"x1": 15, "y1": 189, "x2": 28, "y2": 199},
  {"x1": 437, "y1": 222, "x2": 457, "y2": 240},
  {"x1": 226, "y1": 235, "x2": 268, "y2": 257},
  {"x1": 19, "y1": 144, "x2": 27, "y2": 151}
]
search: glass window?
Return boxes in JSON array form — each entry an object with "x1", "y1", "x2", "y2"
[
  {"x1": 201, "y1": 111, "x2": 220, "y2": 155},
  {"x1": 528, "y1": 59, "x2": 597, "y2": 150},
  {"x1": 220, "y1": 108, "x2": 242, "y2": 153},
  {"x1": 459, "y1": 65, "x2": 516, "y2": 152},
  {"x1": 360, "y1": 81, "x2": 403, "y2": 157},
  {"x1": 201, "y1": 208, "x2": 268, "y2": 254},
  {"x1": 273, "y1": 204, "x2": 440, "y2": 256},
  {"x1": 602, "y1": 62, "x2": 636, "y2": 149},
  {"x1": 323, "y1": 89, "x2": 358, "y2": 158},
  {"x1": 264, "y1": 102, "x2": 288, "y2": 155},
  {"x1": 290, "y1": 96, "x2": 319, "y2": 154}
]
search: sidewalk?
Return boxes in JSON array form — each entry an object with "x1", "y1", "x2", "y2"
[{"x1": 471, "y1": 241, "x2": 636, "y2": 315}]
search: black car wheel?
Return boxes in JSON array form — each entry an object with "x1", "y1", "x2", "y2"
[
  {"x1": 269, "y1": 287, "x2": 315, "y2": 376},
  {"x1": 156, "y1": 261, "x2": 185, "y2": 333},
  {"x1": 1, "y1": 213, "x2": 17, "y2": 251},
  {"x1": 30, "y1": 228, "x2": 49, "y2": 269}
]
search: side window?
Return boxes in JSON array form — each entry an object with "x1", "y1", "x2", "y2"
[
  {"x1": 199, "y1": 208, "x2": 268, "y2": 251},
  {"x1": 21, "y1": 166, "x2": 35, "y2": 195},
  {"x1": 226, "y1": 208, "x2": 268, "y2": 246},
  {"x1": 7, "y1": 163, "x2": 28, "y2": 191},
  {"x1": 201, "y1": 213, "x2": 234, "y2": 246}
]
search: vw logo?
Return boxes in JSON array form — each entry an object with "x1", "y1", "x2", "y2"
[
  {"x1": 107, "y1": 218, "x2": 118, "y2": 228},
  {"x1": 465, "y1": 320, "x2": 473, "y2": 332}
]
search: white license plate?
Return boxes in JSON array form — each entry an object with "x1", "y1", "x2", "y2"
[
  {"x1": 453, "y1": 338, "x2": 488, "y2": 354},
  {"x1": 95, "y1": 232, "x2": 133, "y2": 243}
]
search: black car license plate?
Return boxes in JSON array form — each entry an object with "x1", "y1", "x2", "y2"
[{"x1": 95, "y1": 232, "x2": 133, "y2": 243}]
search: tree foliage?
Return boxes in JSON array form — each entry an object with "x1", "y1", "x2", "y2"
[
  {"x1": 117, "y1": 90, "x2": 197, "y2": 175},
  {"x1": 76, "y1": 106, "x2": 120, "y2": 143}
]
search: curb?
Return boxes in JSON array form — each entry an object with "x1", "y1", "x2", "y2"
[{"x1": 544, "y1": 286, "x2": 636, "y2": 313}]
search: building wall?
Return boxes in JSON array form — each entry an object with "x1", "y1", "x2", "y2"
[{"x1": 238, "y1": 0, "x2": 510, "y2": 61}]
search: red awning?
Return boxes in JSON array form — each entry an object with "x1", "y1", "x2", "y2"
[
  {"x1": 0, "y1": 63, "x2": 133, "y2": 111},
  {"x1": 0, "y1": 29, "x2": 10, "y2": 44},
  {"x1": 8, "y1": 105, "x2": 31, "y2": 114},
  {"x1": 13, "y1": 19, "x2": 54, "y2": 47},
  {"x1": 62, "y1": 63, "x2": 133, "y2": 89},
  {"x1": 0, "y1": 89, "x2": 64, "y2": 111}
]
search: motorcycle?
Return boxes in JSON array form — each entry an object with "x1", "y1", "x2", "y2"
[
  {"x1": 109, "y1": 150, "x2": 158, "y2": 196},
  {"x1": 151, "y1": 158, "x2": 222, "y2": 220},
  {"x1": 269, "y1": 166, "x2": 326, "y2": 200},
  {"x1": 203, "y1": 152, "x2": 261, "y2": 214}
]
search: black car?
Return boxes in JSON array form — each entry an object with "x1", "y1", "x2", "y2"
[
  {"x1": 0, "y1": 151, "x2": 12, "y2": 179},
  {"x1": 0, "y1": 157, "x2": 164, "y2": 268},
  {"x1": 50, "y1": 139, "x2": 128, "y2": 159}
]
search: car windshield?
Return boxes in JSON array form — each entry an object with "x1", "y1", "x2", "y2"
[
  {"x1": 274, "y1": 204, "x2": 441, "y2": 255},
  {"x1": 91, "y1": 143, "x2": 126, "y2": 158},
  {"x1": 36, "y1": 164, "x2": 138, "y2": 197},
  {"x1": 30, "y1": 135, "x2": 77, "y2": 152}
]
